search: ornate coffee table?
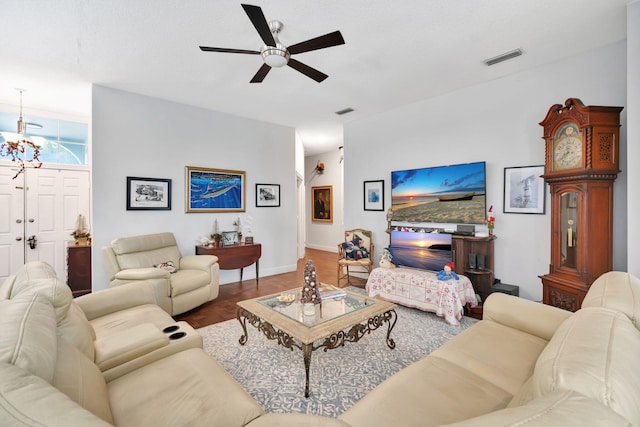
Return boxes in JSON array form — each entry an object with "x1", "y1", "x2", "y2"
[{"x1": 236, "y1": 287, "x2": 397, "y2": 398}]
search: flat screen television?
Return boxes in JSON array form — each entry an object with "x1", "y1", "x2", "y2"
[
  {"x1": 391, "y1": 161, "x2": 486, "y2": 224},
  {"x1": 388, "y1": 231, "x2": 452, "y2": 271}
]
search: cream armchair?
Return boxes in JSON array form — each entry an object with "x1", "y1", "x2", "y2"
[{"x1": 102, "y1": 232, "x2": 220, "y2": 315}]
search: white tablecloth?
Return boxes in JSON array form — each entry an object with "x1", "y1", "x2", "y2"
[{"x1": 366, "y1": 267, "x2": 478, "y2": 326}]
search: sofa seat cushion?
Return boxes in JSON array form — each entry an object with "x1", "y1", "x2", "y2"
[
  {"x1": 88, "y1": 303, "x2": 175, "y2": 339},
  {"x1": 441, "y1": 390, "x2": 632, "y2": 427},
  {"x1": 53, "y1": 337, "x2": 113, "y2": 423},
  {"x1": 339, "y1": 355, "x2": 513, "y2": 427},
  {"x1": 531, "y1": 306, "x2": 640, "y2": 425},
  {"x1": 0, "y1": 293, "x2": 57, "y2": 383},
  {"x1": 107, "y1": 348, "x2": 264, "y2": 427},
  {"x1": 582, "y1": 271, "x2": 640, "y2": 329},
  {"x1": 0, "y1": 362, "x2": 112, "y2": 426},
  {"x1": 432, "y1": 320, "x2": 549, "y2": 395},
  {"x1": 170, "y1": 269, "x2": 212, "y2": 297}
]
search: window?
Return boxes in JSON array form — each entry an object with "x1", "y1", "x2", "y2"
[{"x1": 0, "y1": 112, "x2": 88, "y2": 165}]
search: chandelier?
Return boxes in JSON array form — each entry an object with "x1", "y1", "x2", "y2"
[{"x1": 0, "y1": 89, "x2": 43, "y2": 179}]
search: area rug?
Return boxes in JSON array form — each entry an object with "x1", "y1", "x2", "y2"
[{"x1": 199, "y1": 289, "x2": 477, "y2": 418}]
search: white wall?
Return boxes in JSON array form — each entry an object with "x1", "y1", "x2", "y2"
[
  {"x1": 628, "y1": 1, "x2": 640, "y2": 276},
  {"x1": 305, "y1": 149, "x2": 344, "y2": 252},
  {"x1": 344, "y1": 42, "x2": 628, "y2": 302},
  {"x1": 91, "y1": 86, "x2": 298, "y2": 290}
]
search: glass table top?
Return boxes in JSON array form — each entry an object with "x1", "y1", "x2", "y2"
[{"x1": 258, "y1": 288, "x2": 377, "y2": 327}]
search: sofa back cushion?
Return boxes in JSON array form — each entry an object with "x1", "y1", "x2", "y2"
[
  {"x1": 530, "y1": 307, "x2": 640, "y2": 425},
  {"x1": 58, "y1": 302, "x2": 97, "y2": 361},
  {"x1": 582, "y1": 271, "x2": 640, "y2": 330},
  {"x1": 0, "y1": 293, "x2": 57, "y2": 383},
  {"x1": 0, "y1": 275, "x2": 16, "y2": 299},
  {"x1": 53, "y1": 337, "x2": 113, "y2": 424},
  {"x1": 9, "y1": 261, "x2": 74, "y2": 323},
  {"x1": 110, "y1": 232, "x2": 182, "y2": 271}
]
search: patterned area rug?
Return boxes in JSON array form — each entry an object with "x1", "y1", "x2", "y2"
[{"x1": 199, "y1": 288, "x2": 477, "y2": 418}]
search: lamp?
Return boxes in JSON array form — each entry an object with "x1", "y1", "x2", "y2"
[
  {"x1": 0, "y1": 89, "x2": 43, "y2": 179},
  {"x1": 314, "y1": 161, "x2": 325, "y2": 174},
  {"x1": 261, "y1": 20, "x2": 290, "y2": 68}
]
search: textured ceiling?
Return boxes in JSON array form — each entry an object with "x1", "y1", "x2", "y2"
[{"x1": 0, "y1": 0, "x2": 630, "y2": 155}]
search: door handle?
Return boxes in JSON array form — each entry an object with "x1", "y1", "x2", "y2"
[
  {"x1": 16, "y1": 236, "x2": 23, "y2": 241},
  {"x1": 27, "y1": 235, "x2": 37, "y2": 249}
]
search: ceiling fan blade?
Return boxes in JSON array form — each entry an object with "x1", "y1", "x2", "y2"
[
  {"x1": 250, "y1": 63, "x2": 272, "y2": 83},
  {"x1": 287, "y1": 58, "x2": 328, "y2": 82},
  {"x1": 200, "y1": 46, "x2": 261, "y2": 55},
  {"x1": 288, "y1": 31, "x2": 345, "y2": 55},
  {"x1": 241, "y1": 4, "x2": 276, "y2": 47}
]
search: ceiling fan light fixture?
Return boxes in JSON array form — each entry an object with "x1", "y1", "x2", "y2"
[{"x1": 261, "y1": 45, "x2": 289, "y2": 67}]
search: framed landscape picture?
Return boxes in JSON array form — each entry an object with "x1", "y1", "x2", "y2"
[
  {"x1": 503, "y1": 165, "x2": 545, "y2": 214},
  {"x1": 311, "y1": 185, "x2": 332, "y2": 222},
  {"x1": 126, "y1": 177, "x2": 171, "y2": 211},
  {"x1": 185, "y1": 166, "x2": 246, "y2": 213},
  {"x1": 256, "y1": 183, "x2": 280, "y2": 207},
  {"x1": 364, "y1": 180, "x2": 384, "y2": 211}
]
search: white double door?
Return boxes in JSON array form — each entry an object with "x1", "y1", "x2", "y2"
[{"x1": 0, "y1": 165, "x2": 91, "y2": 283}]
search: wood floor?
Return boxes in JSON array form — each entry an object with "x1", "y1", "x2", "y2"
[{"x1": 174, "y1": 248, "x2": 367, "y2": 329}]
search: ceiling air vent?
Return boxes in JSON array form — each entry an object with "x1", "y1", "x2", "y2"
[
  {"x1": 484, "y1": 48, "x2": 523, "y2": 66},
  {"x1": 335, "y1": 108, "x2": 354, "y2": 115}
]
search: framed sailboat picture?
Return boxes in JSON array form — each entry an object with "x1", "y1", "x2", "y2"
[{"x1": 185, "y1": 166, "x2": 246, "y2": 213}]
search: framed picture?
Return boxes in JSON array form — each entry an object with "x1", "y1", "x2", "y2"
[
  {"x1": 503, "y1": 165, "x2": 546, "y2": 214},
  {"x1": 244, "y1": 236, "x2": 254, "y2": 245},
  {"x1": 185, "y1": 166, "x2": 246, "y2": 213},
  {"x1": 126, "y1": 177, "x2": 172, "y2": 211},
  {"x1": 256, "y1": 183, "x2": 280, "y2": 207},
  {"x1": 364, "y1": 180, "x2": 384, "y2": 211},
  {"x1": 222, "y1": 231, "x2": 239, "y2": 246},
  {"x1": 311, "y1": 185, "x2": 332, "y2": 222}
]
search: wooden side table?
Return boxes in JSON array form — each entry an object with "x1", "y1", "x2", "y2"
[
  {"x1": 196, "y1": 243, "x2": 262, "y2": 285},
  {"x1": 67, "y1": 242, "x2": 92, "y2": 297}
]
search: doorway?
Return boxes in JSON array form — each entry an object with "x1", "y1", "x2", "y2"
[{"x1": 0, "y1": 165, "x2": 91, "y2": 283}]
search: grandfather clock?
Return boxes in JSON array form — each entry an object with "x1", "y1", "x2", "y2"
[{"x1": 539, "y1": 98, "x2": 622, "y2": 311}]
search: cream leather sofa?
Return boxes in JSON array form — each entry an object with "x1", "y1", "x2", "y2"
[
  {"x1": 0, "y1": 261, "x2": 264, "y2": 426},
  {"x1": 102, "y1": 232, "x2": 220, "y2": 315},
  {"x1": 252, "y1": 271, "x2": 640, "y2": 426}
]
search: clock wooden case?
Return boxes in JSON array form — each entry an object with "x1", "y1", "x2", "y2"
[{"x1": 539, "y1": 98, "x2": 623, "y2": 311}]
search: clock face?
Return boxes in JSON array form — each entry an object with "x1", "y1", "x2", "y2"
[{"x1": 553, "y1": 123, "x2": 582, "y2": 170}]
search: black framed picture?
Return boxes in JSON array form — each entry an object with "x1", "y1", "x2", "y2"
[
  {"x1": 256, "y1": 183, "x2": 280, "y2": 207},
  {"x1": 126, "y1": 177, "x2": 172, "y2": 211},
  {"x1": 364, "y1": 180, "x2": 384, "y2": 211},
  {"x1": 222, "y1": 231, "x2": 239, "y2": 246}
]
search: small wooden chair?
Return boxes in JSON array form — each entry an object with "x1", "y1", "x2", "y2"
[{"x1": 337, "y1": 229, "x2": 374, "y2": 287}]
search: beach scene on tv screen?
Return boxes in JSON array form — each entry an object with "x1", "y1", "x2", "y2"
[{"x1": 391, "y1": 162, "x2": 486, "y2": 224}]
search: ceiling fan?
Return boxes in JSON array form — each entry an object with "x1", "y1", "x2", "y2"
[{"x1": 199, "y1": 4, "x2": 345, "y2": 83}]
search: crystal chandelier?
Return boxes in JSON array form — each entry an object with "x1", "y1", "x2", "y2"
[{"x1": 0, "y1": 89, "x2": 43, "y2": 179}]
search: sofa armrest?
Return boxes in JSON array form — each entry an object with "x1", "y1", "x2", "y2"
[
  {"x1": 179, "y1": 254, "x2": 218, "y2": 271},
  {"x1": 94, "y1": 323, "x2": 169, "y2": 371},
  {"x1": 483, "y1": 292, "x2": 572, "y2": 341},
  {"x1": 114, "y1": 267, "x2": 170, "y2": 280},
  {"x1": 75, "y1": 281, "x2": 158, "y2": 320}
]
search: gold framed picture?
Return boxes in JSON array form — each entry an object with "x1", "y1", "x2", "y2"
[{"x1": 312, "y1": 185, "x2": 332, "y2": 222}]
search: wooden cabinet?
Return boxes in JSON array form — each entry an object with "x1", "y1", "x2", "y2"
[
  {"x1": 539, "y1": 98, "x2": 622, "y2": 311},
  {"x1": 452, "y1": 235, "x2": 495, "y2": 302},
  {"x1": 67, "y1": 243, "x2": 91, "y2": 297}
]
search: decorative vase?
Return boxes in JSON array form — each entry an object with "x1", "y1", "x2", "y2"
[{"x1": 303, "y1": 303, "x2": 315, "y2": 316}]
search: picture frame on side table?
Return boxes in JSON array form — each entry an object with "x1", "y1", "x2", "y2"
[
  {"x1": 312, "y1": 185, "x2": 333, "y2": 222},
  {"x1": 126, "y1": 177, "x2": 172, "y2": 211},
  {"x1": 364, "y1": 180, "x2": 385, "y2": 211},
  {"x1": 185, "y1": 166, "x2": 246, "y2": 213},
  {"x1": 222, "y1": 231, "x2": 239, "y2": 246},
  {"x1": 503, "y1": 165, "x2": 545, "y2": 214},
  {"x1": 256, "y1": 183, "x2": 280, "y2": 207},
  {"x1": 244, "y1": 236, "x2": 254, "y2": 245}
]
